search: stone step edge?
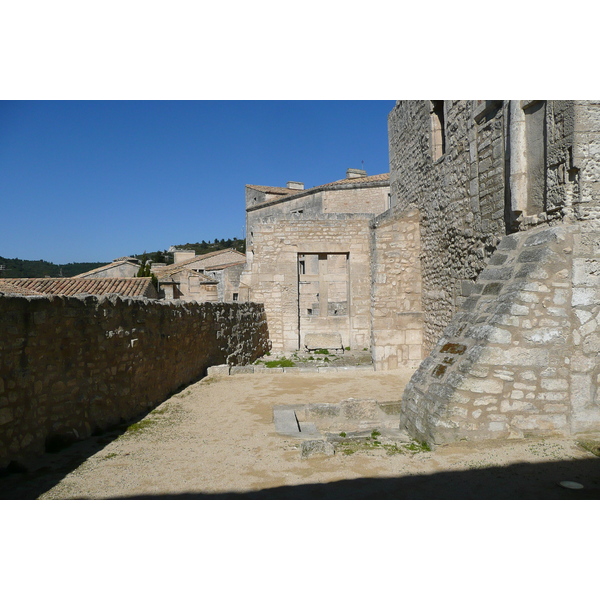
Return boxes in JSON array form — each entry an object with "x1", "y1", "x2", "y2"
[{"x1": 207, "y1": 364, "x2": 375, "y2": 376}]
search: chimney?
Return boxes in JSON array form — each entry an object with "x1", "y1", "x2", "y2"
[
  {"x1": 346, "y1": 168, "x2": 367, "y2": 179},
  {"x1": 287, "y1": 181, "x2": 304, "y2": 190}
]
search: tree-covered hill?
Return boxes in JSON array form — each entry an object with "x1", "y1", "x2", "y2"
[
  {"x1": 134, "y1": 237, "x2": 246, "y2": 264},
  {"x1": 0, "y1": 256, "x2": 106, "y2": 278},
  {"x1": 1, "y1": 237, "x2": 246, "y2": 278}
]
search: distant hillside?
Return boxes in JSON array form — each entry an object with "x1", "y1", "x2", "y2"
[
  {"x1": 0, "y1": 256, "x2": 106, "y2": 279},
  {"x1": 1, "y1": 238, "x2": 247, "y2": 278},
  {"x1": 134, "y1": 237, "x2": 246, "y2": 264}
]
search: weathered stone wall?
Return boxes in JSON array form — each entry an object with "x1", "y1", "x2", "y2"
[
  {"x1": 243, "y1": 216, "x2": 373, "y2": 352},
  {"x1": 370, "y1": 205, "x2": 424, "y2": 369},
  {"x1": 387, "y1": 101, "x2": 579, "y2": 351},
  {"x1": 322, "y1": 186, "x2": 388, "y2": 214},
  {"x1": 388, "y1": 101, "x2": 508, "y2": 350},
  {"x1": 400, "y1": 223, "x2": 600, "y2": 444},
  {"x1": 0, "y1": 295, "x2": 269, "y2": 468},
  {"x1": 573, "y1": 101, "x2": 600, "y2": 221}
]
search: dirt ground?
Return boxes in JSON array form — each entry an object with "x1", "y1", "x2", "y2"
[{"x1": 2, "y1": 369, "x2": 600, "y2": 500}]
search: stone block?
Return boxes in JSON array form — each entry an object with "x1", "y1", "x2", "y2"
[
  {"x1": 456, "y1": 377, "x2": 504, "y2": 394},
  {"x1": 301, "y1": 440, "x2": 335, "y2": 458},
  {"x1": 230, "y1": 366, "x2": 254, "y2": 374},
  {"x1": 304, "y1": 332, "x2": 343, "y2": 351}
]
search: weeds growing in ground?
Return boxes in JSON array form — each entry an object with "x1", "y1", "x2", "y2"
[
  {"x1": 578, "y1": 440, "x2": 600, "y2": 457},
  {"x1": 265, "y1": 358, "x2": 295, "y2": 368}
]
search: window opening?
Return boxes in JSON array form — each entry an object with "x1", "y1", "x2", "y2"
[{"x1": 430, "y1": 100, "x2": 446, "y2": 160}]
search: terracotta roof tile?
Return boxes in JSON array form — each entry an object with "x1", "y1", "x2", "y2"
[
  {"x1": 320, "y1": 173, "x2": 390, "y2": 187},
  {"x1": 158, "y1": 268, "x2": 218, "y2": 283},
  {"x1": 0, "y1": 278, "x2": 157, "y2": 298},
  {"x1": 0, "y1": 281, "x2": 44, "y2": 295},
  {"x1": 73, "y1": 259, "x2": 140, "y2": 278},
  {"x1": 246, "y1": 184, "x2": 295, "y2": 195},
  {"x1": 153, "y1": 249, "x2": 245, "y2": 276}
]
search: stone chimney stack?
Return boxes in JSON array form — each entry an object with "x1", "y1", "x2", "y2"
[
  {"x1": 287, "y1": 181, "x2": 304, "y2": 190},
  {"x1": 346, "y1": 168, "x2": 367, "y2": 179}
]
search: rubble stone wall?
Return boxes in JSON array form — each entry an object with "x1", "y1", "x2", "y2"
[
  {"x1": 0, "y1": 295, "x2": 269, "y2": 468},
  {"x1": 400, "y1": 223, "x2": 600, "y2": 444}
]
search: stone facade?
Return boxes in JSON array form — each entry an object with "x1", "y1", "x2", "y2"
[
  {"x1": 242, "y1": 172, "x2": 390, "y2": 352},
  {"x1": 387, "y1": 101, "x2": 600, "y2": 443},
  {"x1": 152, "y1": 248, "x2": 247, "y2": 302},
  {"x1": 0, "y1": 295, "x2": 269, "y2": 468}
]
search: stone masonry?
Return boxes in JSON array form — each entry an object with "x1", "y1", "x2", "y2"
[
  {"x1": 0, "y1": 294, "x2": 269, "y2": 468},
  {"x1": 389, "y1": 101, "x2": 600, "y2": 442}
]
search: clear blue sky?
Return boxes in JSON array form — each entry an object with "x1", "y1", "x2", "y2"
[{"x1": 0, "y1": 101, "x2": 395, "y2": 264}]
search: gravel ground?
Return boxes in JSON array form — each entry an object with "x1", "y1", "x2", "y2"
[{"x1": 2, "y1": 369, "x2": 599, "y2": 500}]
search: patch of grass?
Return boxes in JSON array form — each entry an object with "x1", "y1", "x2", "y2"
[
  {"x1": 265, "y1": 358, "x2": 295, "y2": 368},
  {"x1": 314, "y1": 348, "x2": 329, "y2": 355},
  {"x1": 362, "y1": 348, "x2": 368, "y2": 351},
  {"x1": 126, "y1": 419, "x2": 156, "y2": 434},
  {"x1": 339, "y1": 432, "x2": 347, "y2": 438},
  {"x1": 406, "y1": 440, "x2": 431, "y2": 453},
  {"x1": 101, "y1": 452, "x2": 119, "y2": 461},
  {"x1": 578, "y1": 440, "x2": 600, "y2": 457},
  {"x1": 344, "y1": 346, "x2": 351, "y2": 351},
  {"x1": 371, "y1": 429, "x2": 381, "y2": 439}
]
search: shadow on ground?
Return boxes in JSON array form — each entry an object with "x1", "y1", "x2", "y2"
[
  {"x1": 0, "y1": 426, "x2": 136, "y2": 500},
  {"x1": 109, "y1": 457, "x2": 600, "y2": 500}
]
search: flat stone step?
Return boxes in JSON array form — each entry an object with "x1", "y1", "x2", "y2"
[{"x1": 273, "y1": 409, "x2": 300, "y2": 435}]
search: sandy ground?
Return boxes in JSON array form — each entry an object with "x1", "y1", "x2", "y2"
[{"x1": 2, "y1": 369, "x2": 600, "y2": 499}]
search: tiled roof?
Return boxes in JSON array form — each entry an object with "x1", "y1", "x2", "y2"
[
  {"x1": 73, "y1": 259, "x2": 139, "y2": 278},
  {"x1": 158, "y1": 268, "x2": 217, "y2": 283},
  {"x1": 246, "y1": 184, "x2": 295, "y2": 195},
  {"x1": 247, "y1": 173, "x2": 390, "y2": 210},
  {"x1": 202, "y1": 260, "x2": 246, "y2": 271},
  {"x1": 153, "y1": 249, "x2": 246, "y2": 276},
  {"x1": 0, "y1": 278, "x2": 157, "y2": 297},
  {"x1": 320, "y1": 173, "x2": 390, "y2": 187},
  {"x1": 0, "y1": 281, "x2": 44, "y2": 295}
]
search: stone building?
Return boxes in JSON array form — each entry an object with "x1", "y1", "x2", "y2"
[
  {"x1": 241, "y1": 170, "x2": 391, "y2": 352},
  {"x1": 382, "y1": 101, "x2": 600, "y2": 444},
  {"x1": 152, "y1": 248, "x2": 246, "y2": 302},
  {"x1": 244, "y1": 101, "x2": 600, "y2": 444},
  {"x1": 73, "y1": 257, "x2": 141, "y2": 279}
]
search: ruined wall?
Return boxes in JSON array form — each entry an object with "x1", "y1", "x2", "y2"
[
  {"x1": 400, "y1": 223, "x2": 600, "y2": 444},
  {"x1": 244, "y1": 216, "x2": 373, "y2": 352},
  {"x1": 370, "y1": 206, "x2": 424, "y2": 370},
  {"x1": 0, "y1": 295, "x2": 270, "y2": 468}
]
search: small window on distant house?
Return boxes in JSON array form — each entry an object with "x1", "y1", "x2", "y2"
[
  {"x1": 430, "y1": 100, "x2": 446, "y2": 161},
  {"x1": 233, "y1": 293, "x2": 239, "y2": 301}
]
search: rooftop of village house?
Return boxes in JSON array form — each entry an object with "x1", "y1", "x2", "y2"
[{"x1": 246, "y1": 169, "x2": 390, "y2": 209}]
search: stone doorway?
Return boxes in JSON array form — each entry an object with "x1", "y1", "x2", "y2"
[{"x1": 297, "y1": 253, "x2": 350, "y2": 349}]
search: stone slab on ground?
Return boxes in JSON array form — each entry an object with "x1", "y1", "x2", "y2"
[{"x1": 304, "y1": 333, "x2": 343, "y2": 351}]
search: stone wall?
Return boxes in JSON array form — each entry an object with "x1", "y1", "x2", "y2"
[
  {"x1": 0, "y1": 294, "x2": 270, "y2": 468},
  {"x1": 370, "y1": 205, "x2": 424, "y2": 369},
  {"x1": 387, "y1": 101, "x2": 579, "y2": 351},
  {"x1": 400, "y1": 222, "x2": 600, "y2": 444},
  {"x1": 243, "y1": 216, "x2": 373, "y2": 352},
  {"x1": 322, "y1": 186, "x2": 388, "y2": 214}
]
